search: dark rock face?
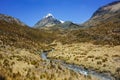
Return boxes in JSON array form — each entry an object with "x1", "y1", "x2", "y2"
[
  {"x1": 83, "y1": 1, "x2": 120, "y2": 27},
  {"x1": 33, "y1": 13, "x2": 61, "y2": 28},
  {"x1": 0, "y1": 75, "x2": 5, "y2": 80}
]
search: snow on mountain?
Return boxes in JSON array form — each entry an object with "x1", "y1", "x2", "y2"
[
  {"x1": 45, "y1": 13, "x2": 54, "y2": 18},
  {"x1": 34, "y1": 13, "x2": 61, "y2": 28},
  {"x1": 60, "y1": 20, "x2": 65, "y2": 23}
]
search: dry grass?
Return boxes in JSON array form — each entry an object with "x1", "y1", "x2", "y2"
[
  {"x1": 0, "y1": 42, "x2": 97, "y2": 80},
  {"x1": 0, "y1": 20, "x2": 63, "y2": 51},
  {"x1": 0, "y1": 12, "x2": 120, "y2": 80},
  {"x1": 48, "y1": 42, "x2": 120, "y2": 78}
]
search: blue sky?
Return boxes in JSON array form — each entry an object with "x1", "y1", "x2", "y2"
[{"x1": 0, "y1": 0, "x2": 116, "y2": 26}]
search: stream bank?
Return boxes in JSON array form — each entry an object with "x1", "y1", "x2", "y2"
[{"x1": 41, "y1": 50, "x2": 115, "y2": 80}]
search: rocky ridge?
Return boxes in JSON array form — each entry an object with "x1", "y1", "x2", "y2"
[{"x1": 83, "y1": 1, "x2": 120, "y2": 27}]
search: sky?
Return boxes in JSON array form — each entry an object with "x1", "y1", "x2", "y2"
[{"x1": 0, "y1": 0, "x2": 117, "y2": 27}]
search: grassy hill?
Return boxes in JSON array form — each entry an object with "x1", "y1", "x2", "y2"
[{"x1": 0, "y1": 19, "x2": 62, "y2": 51}]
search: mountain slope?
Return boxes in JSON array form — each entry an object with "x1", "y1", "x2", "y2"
[
  {"x1": 83, "y1": 1, "x2": 120, "y2": 27},
  {"x1": 0, "y1": 14, "x2": 26, "y2": 26},
  {"x1": 34, "y1": 13, "x2": 83, "y2": 30},
  {"x1": 0, "y1": 14, "x2": 86, "y2": 80},
  {"x1": 34, "y1": 13, "x2": 61, "y2": 28},
  {"x1": 55, "y1": 21, "x2": 83, "y2": 29},
  {"x1": 58, "y1": 1, "x2": 120, "y2": 46},
  {"x1": 0, "y1": 14, "x2": 61, "y2": 50},
  {"x1": 0, "y1": 1, "x2": 120, "y2": 79}
]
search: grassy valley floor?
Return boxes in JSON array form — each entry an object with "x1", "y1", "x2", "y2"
[
  {"x1": 0, "y1": 42, "x2": 100, "y2": 80},
  {"x1": 48, "y1": 42, "x2": 120, "y2": 79}
]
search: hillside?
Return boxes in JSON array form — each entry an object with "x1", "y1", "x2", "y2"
[
  {"x1": 34, "y1": 13, "x2": 62, "y2": 28},
  {"x1": 83, "y1": 1, "x2": 120, "y2": 27},
  {"x1": 0, "y1": 14, "x2": 63, "y2": 50},
  {"x1": 34, "y1": 13, "x2": 82, "y2": 30},
  {"x1": 58, "y1": 1, "x2": 120, "y2": 45},
  {"x1": 0, "y1": 14, "x2": 91, "y2": 80},
  {"x1": 65, "y1": 21, "x2": 120, "y2": 45},
  {"x1": 0, "y1": 1, "x2": 120, "y2": 80}
]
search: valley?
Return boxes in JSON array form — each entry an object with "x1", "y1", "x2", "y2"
[
  {"x1": 0, "y1": 1, "x2": 120, "y2": 80},
  {"x1": 48, "y1": 43, "x2": 120, "y2": 79}
]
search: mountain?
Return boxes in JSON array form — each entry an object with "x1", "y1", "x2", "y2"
[
  {"x1": 0, "y1": 13, "x2": 80, "y2": 80},
  {"x1": 83, "y1": 1, "x2": 120, "y2": 27},
  {"x1": 67, "y1": 1, "x2": 120, "y2": 46},
  {"x1": 0, "y1": 14, "x2": 26, "y2": 26},
  {"x1": 0, "y1": 1, "x2": 120, "y2": 80},
  {"x1": 54, "y1": 21, "x2": 83, "y2": 29},
  {"x1": 34, "y1": 13, "x2": 83, "y2": 29},
  {"x1": 0, "y1": 13, "x2": 61, "y2": 50},
  {"x1": 34, "y1": 13, "x2": 62, "y2": 28}
]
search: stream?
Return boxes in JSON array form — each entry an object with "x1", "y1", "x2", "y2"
[{"x1": 41, "y1": 51, "x2": 115, "y2": 80}]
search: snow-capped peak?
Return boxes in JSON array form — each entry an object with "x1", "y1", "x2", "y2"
[
  {"x1": 60, "y1": 20, "x2": 64, "y2": 23},
  {"x1": 45, "y1": 13, "x2": 54, "y2": 18}
]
